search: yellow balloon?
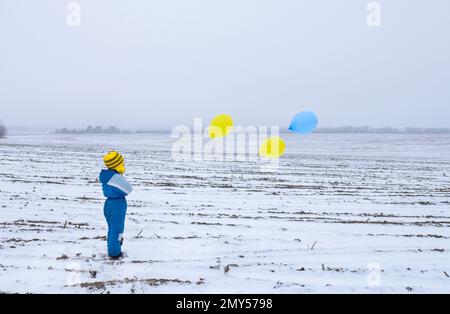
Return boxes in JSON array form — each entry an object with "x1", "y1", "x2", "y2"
[
  {"x1": 208, "y1": 114, "x2": 233, "y2": 139},
  {"x1": 259, "y1": 137, "x2": 286, "y2": 159}
]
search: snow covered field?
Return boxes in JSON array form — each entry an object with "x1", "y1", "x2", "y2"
[{"x1": 1, "y1": 133, "x2": 449, "y2": 293}]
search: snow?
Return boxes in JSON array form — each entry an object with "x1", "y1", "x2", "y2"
[{"x1": 0, "y1": 133, "x2": 449, "y2": 293}]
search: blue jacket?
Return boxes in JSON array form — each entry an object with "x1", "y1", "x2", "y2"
[{"x1": 99, "y1": 169, "x2": 133, "y2": 199}]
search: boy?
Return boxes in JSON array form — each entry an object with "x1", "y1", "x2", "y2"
[{"x1": 99, "y1": 151, "x2": 133, "y2": 259}]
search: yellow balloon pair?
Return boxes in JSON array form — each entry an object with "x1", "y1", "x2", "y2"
[{"x1": 208, "y1": 114, "x2": 285, "y2": 159}]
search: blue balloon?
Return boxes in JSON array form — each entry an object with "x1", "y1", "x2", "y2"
[{"x1": 288, "y1": 111, "x2": 318, "y2": 134}]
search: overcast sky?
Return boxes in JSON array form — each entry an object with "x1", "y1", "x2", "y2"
[{"x1": 1, "y1": 0, "x2": 449, "y2": 130}]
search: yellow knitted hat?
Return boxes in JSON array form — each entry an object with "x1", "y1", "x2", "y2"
[{"x1": 103, "y1": 151, "x2": 124, "y2": 172}]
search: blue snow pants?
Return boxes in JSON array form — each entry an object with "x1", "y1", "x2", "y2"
[{"x1": 103, "y1": 198, "x2": 127, "y2": 257}]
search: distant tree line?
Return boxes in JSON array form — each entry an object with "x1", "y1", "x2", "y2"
[
  {"x1": 54, "y1": 125, "x2": 131, "y2": 134},
  {"x1": 0, "y1": 122, "x2": 7, "y2": 138},
  {"x1": 54, "y1": 125, "x2": 168, "y2": 134}
]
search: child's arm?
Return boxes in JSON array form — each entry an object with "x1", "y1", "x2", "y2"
[{"x1": 107, "y1": 174, "x2": 133, "y2": 196}]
